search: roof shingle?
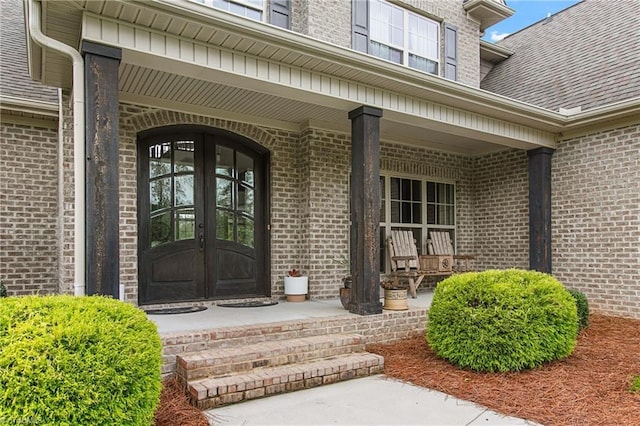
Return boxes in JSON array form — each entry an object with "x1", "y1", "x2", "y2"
[
  {"x1": 481, "y1": 0, "x2": 640, "y2": 112},
  {"x1": 1, "y1": 0, "x2": 58, "y2": 105}
]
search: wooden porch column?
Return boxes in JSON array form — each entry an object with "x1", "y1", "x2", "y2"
[
  {"x1": 81, "y1": 41, "x2": 121, "y2": 298},
  {"x1": 348, "y1": 106, "x2": 383, "y2": 315},
  {"x1": 528, "y1": 147, "x2": 554, "y2": 273}
]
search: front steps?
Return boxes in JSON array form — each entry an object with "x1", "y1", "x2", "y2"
[{"x1": 177, "y1": 333, "x2": 384, "y2": 409}]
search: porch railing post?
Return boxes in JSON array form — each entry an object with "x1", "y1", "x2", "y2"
[{"x1": 348, "y1": 106, "x2": 383, "y2": 315}]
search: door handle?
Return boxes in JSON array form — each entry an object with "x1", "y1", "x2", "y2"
[{"x1": 198, "y1": 232, "x2": 205, "y2": 251}]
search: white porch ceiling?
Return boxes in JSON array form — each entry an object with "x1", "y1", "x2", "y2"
[{"x1": 118, "y1": 64, "x2": 506, "y2": 155}]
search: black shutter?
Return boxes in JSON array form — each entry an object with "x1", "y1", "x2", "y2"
[
  {"x1": 352, "y1": 0, "x2": 369, "y2": 53},
  {"x1": 444, "y1": 23, "x2": 457, "y2": 81},
  {"x1": 270, "y1": 0, "x2": 290, "y2": 29}
]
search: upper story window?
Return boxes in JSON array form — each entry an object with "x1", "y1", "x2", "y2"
[
  {"x1": 198, "y1": 0, "x2": 263, "y2": 20},
  {"x1": 218, "y1": 0, "x2": 264, "y2": 20},
  {"x1": 369, "y1": 0, "x2": 439, "y2": 74},
  {"x1": 353, "y1": 0, "x2": 457, "y2": 80},
  {"x1": 194, "y1": 0, "x2": 291, "y2": 29}
]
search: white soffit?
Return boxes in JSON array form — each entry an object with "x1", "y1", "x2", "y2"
[{"x1": 82, "y1": 12, "x2": 555, "y2": 152}]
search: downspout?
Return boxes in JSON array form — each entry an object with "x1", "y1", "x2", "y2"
[{"x1": 26, "y1": 0, "x2": 86, "y2": 296}]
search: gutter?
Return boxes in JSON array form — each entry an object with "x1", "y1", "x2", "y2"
[
  {"x1": 25, "y1": 0, "x2": 86, "y2": 296},
  {"x1": 0, "y1": 95, "x2": 59, "y2": 117},
  {"x1": 559, "y1": 97, "x2": 640, "y2": 139}
]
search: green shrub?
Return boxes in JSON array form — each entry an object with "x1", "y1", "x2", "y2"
[
  {"x1": 630, "y1": 375, "x2": 640, "y2": 393},
  {"x1": 567, "y1": 289, "x2": 589, "y2": 330},
  {"x1": 0, "y1": 295, "x2": 162, "y2": 425},
  {"x1": 0, "y1": 281, "x2": 6, "y2": 298},
  {"x1": 426, "y1": 269, "x2": 578, "y2": 372}
]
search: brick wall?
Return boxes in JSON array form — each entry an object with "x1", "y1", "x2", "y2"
[
  {"x1": 471, "y1": 149, "x2": 530, "y2": 270},
  {"x1": 291, "y1": 0, "x2": 351, "y2": 48},
  {"x1": 300, "y1": 128, "x2": 352, "y2": 298},
  {"x1": 291, "y1": 0, "x2": 481, "y2": 87},
  {"x1": 553, "y1": 125, "x2": 640, "y2": 319},
  {"x1": 59, "y1": 94, "x2": 77, "y2": 294},
  {"x1": 0, "y1": 121, "x2": 60, "y2": 295}
]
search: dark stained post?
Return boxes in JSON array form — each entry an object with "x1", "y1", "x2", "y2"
[
  {"x1": 528, "y1": 147, "x2": 554, "y2": 273},
  {"x1": 348, "y1": 106, "x2": 383, "y2": 315},
  {"x1": 82, "y1": 41, "x2": 121, "y2": 298}
]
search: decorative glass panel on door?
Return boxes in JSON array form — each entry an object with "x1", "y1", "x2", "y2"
[
  {"x1": 215, "y1": 145, "x2": 255, "y2": 248},
  {"x1": 148, "y1": 140, "x2": 195, "y2": 246}
]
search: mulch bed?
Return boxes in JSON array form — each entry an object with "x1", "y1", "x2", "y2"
[
  {"x1": 366, "y1": 314, "x2": 640, "y2": 426},
  {"x1": 154, "y1": 378, "x2": 209, "y2": 426}
]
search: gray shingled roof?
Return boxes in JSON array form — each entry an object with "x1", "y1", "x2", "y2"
[
  {"x1": 481, "y1": 0, "x2": 640, "y2": 112},
  {"x1": 1, "y1": 0, "x2": 58, "y2": 104}
]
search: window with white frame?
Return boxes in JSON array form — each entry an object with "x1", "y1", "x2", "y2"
[
  {"x1": 379, "y1": 175, "x2": 455, "y2": 271},
  {"x1": 369, "y1": 0, "x2": 440, "y2": 75},
  {"x1": 197, "y1": 0, "x2": 264, "y2": 21}
]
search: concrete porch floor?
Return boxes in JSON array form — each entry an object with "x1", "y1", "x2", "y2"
[{"x1": 148, "y1": 291, "x2": 434, "y2": 334}]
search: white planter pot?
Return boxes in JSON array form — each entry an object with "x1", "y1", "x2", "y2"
[{"x1": 284, "y1": 276, "x2": 308, "y2": 302}]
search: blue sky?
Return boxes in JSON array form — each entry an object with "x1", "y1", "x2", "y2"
[{"x1": 483, "y1": 0, "x2": 581, "y2": 42}]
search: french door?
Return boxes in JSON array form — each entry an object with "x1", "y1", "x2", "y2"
[{"x1": 137, "y1": 127, "x2": 269, "y2": 305}]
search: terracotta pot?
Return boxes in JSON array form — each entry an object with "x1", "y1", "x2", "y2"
[
  {"x1": 339, "y1": 287, "x2": 351, "y2": 310},
  {"x1": 286, "y1": 294, "x2": 306, "y2": 302}
]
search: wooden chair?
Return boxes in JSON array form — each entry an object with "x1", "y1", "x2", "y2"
[
  {"x1": 387, "y1": 230, "x2": 428, "y2": 298},
  {"x1": 427, "y1": 231, "x2": 474, "y2": 272}
]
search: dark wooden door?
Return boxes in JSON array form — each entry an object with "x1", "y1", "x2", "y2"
[{"x1": 138, "y1": 128, "x2": 269, "y2": 305}]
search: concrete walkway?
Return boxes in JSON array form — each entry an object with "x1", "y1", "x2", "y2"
[{"x1": 205, "y1": 375, "x2": 540, "y2": 426}]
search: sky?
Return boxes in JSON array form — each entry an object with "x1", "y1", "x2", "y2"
[{"x1": 483, "y1": 0, "x2": 581, "y2": 42}]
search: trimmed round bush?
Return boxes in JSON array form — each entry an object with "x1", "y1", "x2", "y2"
[
  {"x1": 567, "y1": 289, "x2": 589, "y2": 330},
  {"x1": 426, "y1": 269, "x2": 578, "y2": 372},
  {"x1": 0, "y1": 295, "x2": 162, "y2": 425}
]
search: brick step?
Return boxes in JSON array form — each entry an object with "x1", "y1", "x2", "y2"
[
  {"x1": 160, "y1": 307, "x2": 430, "y2": 378},
  {"x1": 188, "y1": 352, "x2": 385, "y2": 410},
  {"x1": 162, "y1": 314, "x2": 357, "y2": 359},
  {"x1": 177, "y1": 333, "x2": 366, "y2": 381}
]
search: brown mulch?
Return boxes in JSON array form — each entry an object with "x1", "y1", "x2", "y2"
[
  {"x1": 154, "y1": 378, "x2": 209, "y2": 426},
  {"x1": 367, "y1": 314, "x2": 640, "y2": 426}
]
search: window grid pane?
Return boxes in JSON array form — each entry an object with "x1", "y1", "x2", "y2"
[
  {"x1": 427, "y1": 182, "x2": 455, "y2": 226},
  {"x1": 390, "y1": 178, "x2": 422, "y2": 224},
  {"x1": 148, "y1": 141, "x2": 196, "y2": 248},
  {"x1": 204, "y1": 0, "x2": 264, "y2": 20},
  {"x1": 215, "y1": 146, "x2": 256, "y2": 249},
  {"x1": 368, "y1": 0, "x2": 439, "y2": 75},
  {"x1": 380, "y1": 175, "x2": 456, "y2": 270}
]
